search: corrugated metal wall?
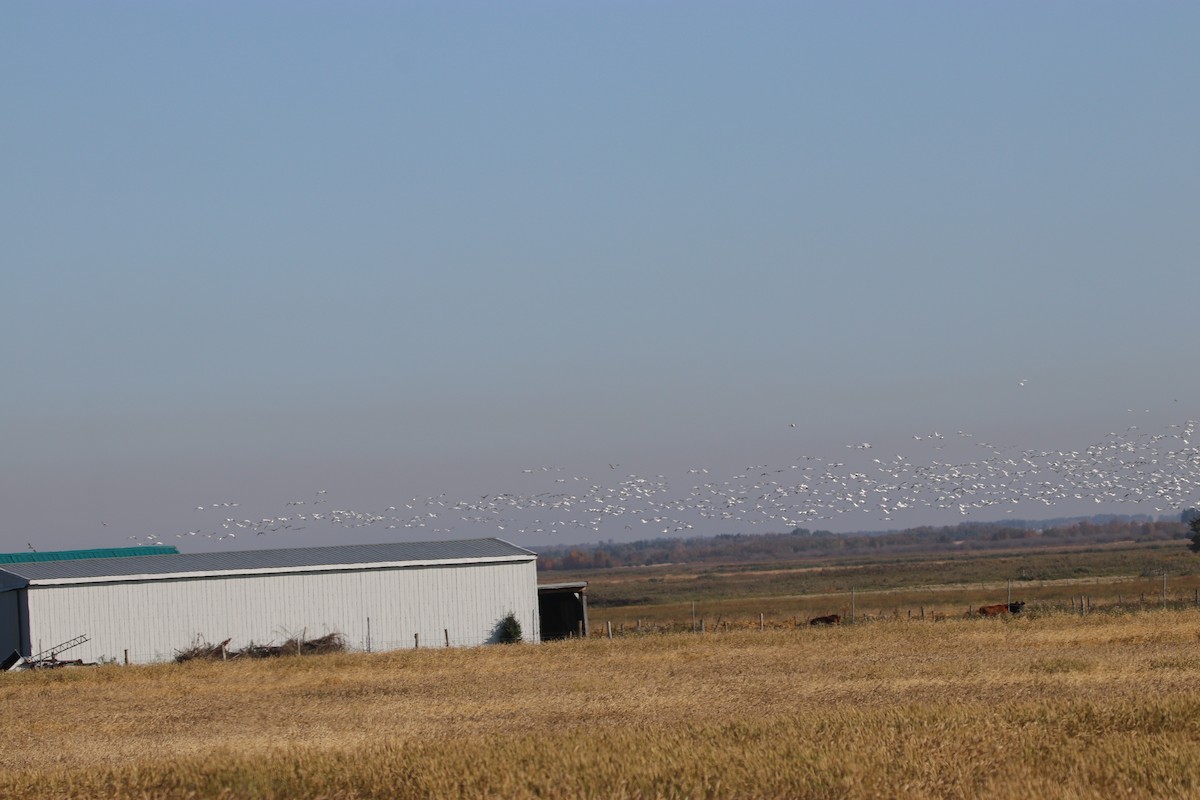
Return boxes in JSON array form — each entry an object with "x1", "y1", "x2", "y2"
[
  {"x1": 0, "y1": 590, "x2": 20, "y2": 658},
  {"x1": 23, "y1": 560, "x2": 540, "y2": 663}
]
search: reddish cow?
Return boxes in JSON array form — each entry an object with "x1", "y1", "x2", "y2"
[
  {"x1": 809, "y1": 614, "x2": 841, "y2": 626},
  {"x1": 978, "y1": 601, "x2": 1025, "y2": 617}
]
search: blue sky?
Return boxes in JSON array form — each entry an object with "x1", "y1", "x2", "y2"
[{"x1": 4, "y1": 2, "x2": 1198, "y2": 553}]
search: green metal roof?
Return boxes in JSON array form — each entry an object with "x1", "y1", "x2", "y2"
[{"x1": 0, "y1": 545, "x2": 179, "y2": 565}]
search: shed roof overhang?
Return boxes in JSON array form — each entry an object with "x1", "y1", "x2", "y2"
[
  {"x1": 0, "y1": 572, "x2": 28, "y2": 593},
  {"x1": 538, "y1": 581, "x2": 588, "y2": 593}
]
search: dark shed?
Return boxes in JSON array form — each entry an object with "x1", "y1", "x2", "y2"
[{"x1": 538, "y1": 581, "x2": 588, "y2": 640}]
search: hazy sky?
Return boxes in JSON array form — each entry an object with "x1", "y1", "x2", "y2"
[{"x1": 4, "y1": 2, "x2": 1198, "y2": 554}]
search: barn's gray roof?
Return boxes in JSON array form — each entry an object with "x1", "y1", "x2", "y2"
[{"x1": 0, "y1": 538, "x2": 536, "y2": 589}]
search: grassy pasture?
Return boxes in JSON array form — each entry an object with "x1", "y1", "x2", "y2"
[
  {"x1": 574, "y1": 540, "x2": 1200, "y2": 631},
  {"x1": 4, "y1": 606, "x2": 1200, "y2": 798}
]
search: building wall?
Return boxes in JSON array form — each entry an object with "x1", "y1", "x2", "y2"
[
  {"x1": 23, "y1": 559, "x2": 539, "y2": 664},
  {"x1": 0, "y1": 590, "x2": 20, "y2": 659}
]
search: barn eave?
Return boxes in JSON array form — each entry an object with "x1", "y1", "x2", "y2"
[{"x1": 21, "y1": 553, "x2": 537, "y2": 587}]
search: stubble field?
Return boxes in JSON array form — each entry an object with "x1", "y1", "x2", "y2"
[{"x1": 4, "y1": 606, "x2": 1200, "y2": 799}]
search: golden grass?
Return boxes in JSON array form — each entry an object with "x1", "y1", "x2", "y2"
[{"x1": 4, "y1": 609, "x2": 1200, "y2": 798}]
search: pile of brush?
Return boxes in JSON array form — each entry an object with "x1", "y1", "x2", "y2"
[
  {"x1": 174, "y1": 632, "x2": 345, "y2": 663},
  {"x1": 239, "y1": 632, "x2": 346, "y2": 658},
  {"x1": 174, "y1": 637, "x2": 233, "y2": 663}
]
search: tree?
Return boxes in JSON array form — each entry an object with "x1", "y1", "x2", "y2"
[
  {"x1": 1188, "y1": 517, "x2": 1200, "y2": 554},
  {"x1": 495, "y1": 612, "x2": 523, "y2": 644}
]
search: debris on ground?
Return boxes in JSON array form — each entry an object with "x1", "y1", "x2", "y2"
[
  {"x1": 173, "y1": 637, "x2": 233, "y2": 663},
  {"x1": 8, "y1": 634, "x2": 95, "y2": 670},
  {"x1": 174, "y1": 632, "x2": 345, "y2": 663}
]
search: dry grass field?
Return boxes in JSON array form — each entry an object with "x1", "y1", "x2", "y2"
[{"x1": 4, "y1": 608, "x2": 1200, "y2": 799}]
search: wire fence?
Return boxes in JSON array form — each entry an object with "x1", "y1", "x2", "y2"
[
  {"x1": 71, "y1": 627, "x2": 521, "y2": 667},
  {"x1": 587, "y1": 577, "x2": 1200, "y2": 637}
]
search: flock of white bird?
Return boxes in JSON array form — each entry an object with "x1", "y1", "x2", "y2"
[{"x1": 124, "y1": 413, "x2": 1200, "y2": 548}]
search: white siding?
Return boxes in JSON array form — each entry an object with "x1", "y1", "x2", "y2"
[{"x1": 24, "y1": 559, "x2": 539, "y2": 664}]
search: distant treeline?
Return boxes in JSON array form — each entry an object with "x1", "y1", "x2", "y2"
[{"x1": 535, "y1": 513, "x2": 1193, "y2": 571}]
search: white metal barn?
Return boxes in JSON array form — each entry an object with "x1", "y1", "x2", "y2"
[{"x1": 0, "y1": 538, "x2": 540, "y2": 665}]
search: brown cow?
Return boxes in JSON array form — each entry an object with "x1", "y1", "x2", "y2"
[
  {"x1": 809, "y1": 614, "x2": 841, "y2": 626},
  {"x1": 978, "y1": 601, "x2": 1025, "y2": 617}
]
